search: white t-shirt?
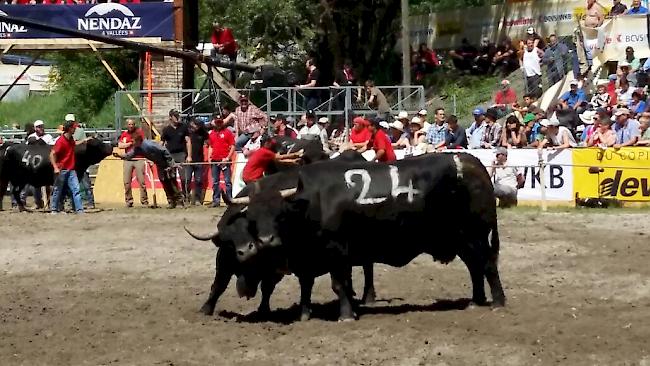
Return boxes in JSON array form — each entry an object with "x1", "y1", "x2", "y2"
[
  {"x1": 494, "y1": 165, "x2": 521, "y2": 190},
  {"x1": 549, "y1": 126, "x2": 577, "y2": 147},
  {"x1": 243, "y1": 135, "x2": 261, "y2": 152},
  {"x1": 617, "y1": 88, "x2": 634, "y2": 107},
  {"x1": 27, "y1": 132, "x2": 55, "y2": 145},
  {"x1": 523, "y1": 47, "x2": 542, "y2": 77},
  {"x1": 298, "y1": 124, "x2": 321, "y2": 140}
]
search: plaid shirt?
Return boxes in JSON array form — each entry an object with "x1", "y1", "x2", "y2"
[
  {"x1": 426, "y1": 123, "x2": 448, "y2": 145},
  {"x1": 235, "y1": 105, "x2": 268, "y2": 134},
  {"x1": 482, "y1": 122, "x2": 502, "y2": 147}
]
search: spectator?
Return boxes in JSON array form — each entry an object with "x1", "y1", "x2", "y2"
[
  {"x1": 297, "y1": 58, "x2": 321, "y2": 112},
  {"x1": 66, "y1": 114, "x2": 86, "y2": 142},
  {"x1": 412, "y1": 43, "x2": 439, "y2": 81},
  {"x1": 161, "y1": 109, "x2": 191, "y2": 203},
  {"x1": 512, "y1": 93, "x2": 543, "y2": 118},
  {"x1": 242, "y1": 127, "x2": 263, "y2": 157},
  {"x1": 272, "y1": 114, "x2": 298, "y2": 138},
  {"x1": 524, "y1": 112, "x2": 544, "y2": 147},
  {"x1": 526, "y1": 27, "x2": 546, "y2": 49},
  {"x1": 491, "y1": 80, "x2": 517, "y2": 118},
  {"x1": 587, "y1": 117, "x2": 616, "y2": 147},
  {"x1": 233, "y1": 95, "x2": 268, "y2": 150},
  {"x1": 118, "y1": 119, "x2": 148, "y2": 208},
  {"x1": 317, "y1": 117, "x2": 331, "y2": 153},
  {"x1": 589, "y1": 81, "x2": 612, "y2": 110},
  {"x1": 474, "y1": 37, "x2": 497, "y2": 75},
  {"x1": 629, "y1": 91, "x2": 647, "y2": 115},
  {"x1": 449, "y1": 38, "x2": 478, "y2": 73},
  {"x1": 328, "y1": 118, "x2": 348, "y2": 151},
  {"x1": 241, "y1": 136, "x2": 302, "y2": 184},
  {"x1": 500, "y1": 115, "x2": 527, "y2": 148},
  {"x1": 417, "y1": 109, "x2": 430, "y2": 133},
  {"x1": 490, "y1": 147, "x2": 523, "y2": 208},
  {"x1": 406, "y1": 117, "x2": 427, "y2": 151},
  {"x1": 27, "y1": 120, "x2": 54, "y2": 145},
  {"x1": 543, "y1": 34, "x2": 570, "y2": 86},
  {"x1": 479, "y1": 109, "x2": 502, "y2": 149},
  {"x1": 584, "y1": 0, "x2": 605, "y2": 27},
  {"x1": 114, "y1": 134, "x2": 183, "y2": 209},
  {"x1": 579, "y1": 110, "x2": 600, "y2": 143},
  {"x1": 613, "y1": 108, "x2": 641, "y2": 147},
  {"x1": 491, "y1": 38, "x2": 519, "y2": 77},
  {"x1": 210, "y1": 22, "x2": 238, "y2": 85},
  {"x1": 606, "y1": 74, "x2": 619, "y2": 103},
  {"x1": 443, "y1": 115, "x2": 468, "y2": 149},
  {"x1": 636, "y1": 113, "x2": 650, "y2": 145},
  {"x1": 332, "y1": 59, "x2": 359, "y2": 109},
  {"x1": 298, "y1": 110, "x2": 321, "y2": 140},
  {"x1": 367, "y1": 119, "x2": 396, "y2": 163},
  {"x1": 538, "y1": 117, "x2": 577, "y2": 149},
  {"x1": 623, "y1": 47, "x2": 641, "y2": 73},
  {"x1": 388, "y1": 120, "x2": 407, "y2": 145},
  {"x1": 610, "y1": 0, "x2": 628, "y2": 15},
  {"x1": 394, "y1": 110, "x2": 410, "y2": 130},
  {"x1": 49, "y1": 121, "x2": 86, "y2": 214},
  {"x1": 426, "y1": 107, "x2": 447, "y2": 150},
  {"x1": 207, "y1": 118, "x2": 234, "y2": 208},
  {"x1": 625, "y1": 0, "x2": 648, "y2": 14},
  {"x1": 186, "y1": 118, "x2": 209, "y2": 206},
  {"x1": 522, "y1": 38, "x2": 544, "y2": 99},
  {"x1": 559, "y1": 80, "x2": 587, "y2": 113},
  {"x1": 364, "y1": 80, "x2": 391, "y2": 120},
  {"x1": 616, "y1": 79, "x2": 634, "y2": 107},
  {"x1": 467, "y1": 107, "x2": 487, "y2": 149},
  {"x1": 220, "y1": 105, "x2": 235, "y2": 130}
]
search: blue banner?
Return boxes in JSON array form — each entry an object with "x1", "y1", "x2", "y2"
[{"x1": 0, "y1": 3, "x2": 174, "y2": 40}]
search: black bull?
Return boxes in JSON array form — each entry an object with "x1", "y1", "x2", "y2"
[
  {"x1": 0, "y1": 138, "x2": 114, "y2": 211},
  {"x1": 186, "y1": 150, "x2": 376, "y2": 318},
  {"x1": 209, "y1": 153, "x2": 506, "y2": 321}
]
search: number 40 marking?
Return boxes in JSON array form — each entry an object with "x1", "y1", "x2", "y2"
[{"x1": 21, "y1": 150, "x2": 43, "y2": 168}]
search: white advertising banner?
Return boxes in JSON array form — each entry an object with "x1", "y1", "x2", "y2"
[
  {"x1": 0, "y1": 65, "x2": 53, "y2": 92},
  {"x1": 582, "y1": 14, "x2": 650, "y2": 63}
]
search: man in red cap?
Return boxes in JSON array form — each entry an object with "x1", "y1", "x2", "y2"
[{"x1": 348, "y1": 116, "x2": 371, "y2": 152}]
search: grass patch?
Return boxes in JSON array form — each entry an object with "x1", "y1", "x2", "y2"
[{"x1": 0, "y1": 92, "x2": 68, "y2": 128}]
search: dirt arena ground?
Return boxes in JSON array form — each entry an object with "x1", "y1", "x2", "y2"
[{"x1": 1, "y1": 206, "x2": 650, "y2": 366}]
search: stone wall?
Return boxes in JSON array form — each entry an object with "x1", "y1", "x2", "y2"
[{"x1": 142, "y1": 55, "x2": 184, "y2": 135}]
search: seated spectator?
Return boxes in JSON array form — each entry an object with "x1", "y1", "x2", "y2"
[
  {"x1": 587, "y1": 117, "x2": 616, "y2": 147},
  {"x1": 412, "y1": 43, "x2": 439, "y2": 81},
  {"x1": 443, "y1": 115, "x2": 467, "y2": 150},
  {"x1": 368, "y1": 119, "x2": 396, "y2": 162},
  {"x1": 491, "y1": 37, "x2": 519, "y2": 77},
  {"x1": 629, "y1": 91, "x2": 647, "y2": 115},
  {"x1": 490, "y1": 147, "x2": 524, "y2": 208},
  {"x1": 610, "y1": 0, "x2": 627, "y2": 15},
  {"x1": 388, "y1": 120, "x2": 407, "y2": 145},
  {"x1": 449, "y1": 38, "x2": 478, "y2": 73},
  {"x1": 636, "y1": 113, "x2": 650, "y2": 145},
  {"x1": 579, "y1": 110, "x2": 600, "y2": 144},
  {"x1": 538, "y1": 117, "x2": 577, "y2": 149},
  {"x1": 491, "y1": 79, "x2": 517, "y2": 118},
  {"x1": 625, "y1": 0, "x2": 648, "y2": 14},
  {"x1": 298, "y1": 110, "x2": 321, "y2": 140},
  {"x1": 606, "y1": 74, "x2": 619, "y2": 103},
  {"x1": 616, "y1": 79, "x2": 634, "y2": 107},
  {"x1": 500, "y1": 115, "x2": 527, "y2": 148},
  {"x1": 512, "y1": 93, "x2": 543, "y2": 118},
  {"x1": 559, "y1": 80, "x2": 587, "y2": 113},
  {"x1": 272, "y1": 114, "x2": 298, "y2": 138},
  {"x1": 211, "y1": 22, "x2": 238, "y2": 84},
  {"x1": 348, "y1": 116, "x2": 371, "y2": 152},
  {"x1": 317, "y1": 117, "x2": 331, "y2": 153},
  {"x1": 584, "y1": 0, "x2": 605, "y2": 28},
  {"x1": 467, "y1": 107, "x2": 487, "y2": 149},
  {"x1": 589, "y1": 81, "x2": 612, "y2": 111},
  {"x1": 399, "y1": 117, "x2": 427, "y2": 153},
  {"x1": 473, "y1": 37, "x2": 497, "y2": 75},
  {"x1": 242, "y1": 127, "x2": 262, "y2": 157},
  {"x1": 417, "y1": 109, "x2": 431, "y2": 134},
  {"x1": 522, "y1": 113, "x2": 542, "y2": 146},
  {"x1": 613, "y1": 108, "x2": 641, "y2": 147},
  {"x1": 479, "y1": 108, "x2": 502, "y2": 148},
  {"x1": 233, "y1": 95, "x2": 268, "y2": 151},
  {"x1": 425, "y1": 108, "x2": 447, "y2": 150},
  {"x1": 328, "y1": 119, "x2": 347, "y2": 151}
]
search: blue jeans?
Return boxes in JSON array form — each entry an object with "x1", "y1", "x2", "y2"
[
  {"x1": 211, "y1": 163, "x2": 232, "y2": 205},
  {"x1": 235, "y1": 133, "x2": 251, "y2": 151},
  {"x1": 51, "y1": 170, "x2": 83, "y2": 213},
  {"x1": 79, "y1": 171, "x2": 95, "y2": 207}
]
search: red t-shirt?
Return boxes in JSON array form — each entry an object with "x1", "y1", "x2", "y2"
[
  {"x1": 495, "y1": 89, "x2": 517, "y2": 105},
  {"x1": 372, "y1": 130, "x2": 396, "y2": 163},
  {"x1": 119, "y1": 128, "x2": 145, "y2": 157},
  {"x1": 242, "y1": 147, "x2": 276, "y2": 183},
  {"x1": 211, "y1": 28, "x2": 238, "y2": 55},
  {"x1": 350, "y1": 127, "x2": 371, "y2": 144},
  {"x1": 53, "y1": 135, "x2": 76, "y2": 171},
  {"x1": 208, "y1": 128, "x2": 235, "y2": 161}
]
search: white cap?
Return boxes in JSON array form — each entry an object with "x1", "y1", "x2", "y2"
[
  {"x1": 389, "y1": 120, "x2": 404, "y2": 132},
  {"x1": 569, "y1": 80, "x2": 579, "y2": 86},
  {"x1": 614, "y1": 108, "x2": 630, "y2": 117},
  {"x1": 318, "y1": 117, "x2": 329, "y2": 124},
  {"x1": 619, "y1": 61, "x2": 630, "y2": 68},
  {"x1": 64, "y1": 113, "x2": 75, "y2": 122},
  {"x1": 410, "y1": 116, "x2": 422, "y2": 126},
  {"x1": 418, "y1": 109, "x2": 427, "y2": 116},
  {"x1": 540, "y1": 118, "x2": 559, "y2": 127},
  {"x1": 579, "y1": 110, "x2": 597, "y2": 125},
  {"x1": 396, "y1": 111, "x2": 408, "y2": 120},
  {"x1": 379, "y1": 121, "x2": 390, "y2": 129},
  {"x1": 526, "y1": 27, "x2": 535, "y2": 35},
  {"x1": 34, "y1": 120, "x2": 44, "y2": 127}
]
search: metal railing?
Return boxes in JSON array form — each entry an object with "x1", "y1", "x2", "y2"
[{"x1": 0, "y1": 128, "x2": 118, "y2": 143}]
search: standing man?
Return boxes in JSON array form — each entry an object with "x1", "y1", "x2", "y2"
[
  {"x1": 522, "y1": 38, "x2": 544, "y2": 99},
  {"x1": 210, "y1": 22, "x2": 238, "y2": 85},
  {"x1": 367, "y1": 118, "x2": 396, "y2": 163},
  {"x1": 297, "y1": 58, "x2": 321, "y2": 111},
  {"x1": 584, "y1": 0, "x2": 605, "y2": 28},
  {"x1": 426, "y1": 107, "x2": 448, "y2": 150},
  {"x1": 610, "y1": 0, "x2": 627, "y2": 15},
  {"x1": 66, "y1": 113, "x2": 94, "y2": 209},
  {"x1": 118, "y1": 119, "x2": 148, "y2": 208},
  {"x1": 364, "y1": 80, "x2": 391, "y2": 120},
  {"x1": 27, "y1": 120, "x2": 54, "y2": 145},
  {"x1": 161, "y1": 109, "x2": 192, "y2": 203},
  {"x1": 114, "y1": 135, "x2": 183, "y2": 209},
  {"x1": 543, "y1": 35, "x2": 569, "y2": 86},
  {"x1": 207, "y1": 118, "x2": 235, "y2": 208},
  {"x1": 50, "y1": 120, "x2": 85, "y2": 214},
  {"x1": 233, "y1": 95, "x2": 268, "y2": 150},
  {"x1": 186, "y1": 117, "x2": 209, "y2": 206}
]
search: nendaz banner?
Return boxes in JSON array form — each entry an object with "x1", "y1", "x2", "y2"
[{"x1": 0, "y1": 3, "x2": 173, "y2": 40}]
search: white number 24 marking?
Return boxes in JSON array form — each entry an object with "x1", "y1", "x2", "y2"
[{"x1": 344, "y1": 166, "x2": 420, "y2": 205}]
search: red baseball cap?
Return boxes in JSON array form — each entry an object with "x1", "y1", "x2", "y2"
[{"x1": 353, "y1": 116, "x2": 368, "y2": 126}]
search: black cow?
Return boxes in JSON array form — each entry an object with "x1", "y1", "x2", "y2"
[
  {"x1": 0, "y1": 138, "x2": 113, "y2": 211},
  {"x1": 266, "y1": 136, "x2": 329, "y2": 175},
  {"x1": 219, "y1": 153, "x2": 506, "y2": 321},
  {"x1": 186, "y1": 150, "x2": 376, "y2": 319}
]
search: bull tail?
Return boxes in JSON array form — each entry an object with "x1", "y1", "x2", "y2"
[{"x1": 490, "y1": 221, "x2": 500, "y2": 261}]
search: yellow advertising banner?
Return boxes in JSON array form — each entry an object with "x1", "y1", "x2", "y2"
[{"x1": 573, "y1": 148, "x2": 650, "y2": 201}]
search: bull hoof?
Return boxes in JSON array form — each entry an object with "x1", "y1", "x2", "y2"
[
  {"x1": 199, "y1": 303, "x2": 216, "y2": 316},
  {"x1": 299, "y1": 308, "x2": 311, "y2": 322},
  {"x1": 338, "y1": 313, "x2": 356, "y2": 322},
  {"x1": 361, "y1": 291, "x2": 376, "y2": 305}
]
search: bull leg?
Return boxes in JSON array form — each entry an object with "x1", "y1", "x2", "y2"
[
  {"x1": 257, "y1": 273, "x2": 283, "y2": 315},
  {"x1": 458, "y1": 247, "x2": 487, "y2": 306},
  {"x1": 330, "y1": 267, "x2": 356, "y2": 321},
  {"x1": 485, "y1": 253, "x2": 506, "y2": 307},
  {"x1": 298, "y1": 275, "x2": 314, "y2": 321},
  {"x1": 361, "y1": 263, "x2": 376, "y2": 305},
  {"x1": 0, "y1": 179, "x2": 7, "y2": 211},
  {"x1": 200, "y1": 248, "x2": 236, "y2": 316}
]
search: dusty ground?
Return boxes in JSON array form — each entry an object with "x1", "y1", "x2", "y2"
[{"x1": 1, "y1": 206, "x2": 650, "y2": 366}]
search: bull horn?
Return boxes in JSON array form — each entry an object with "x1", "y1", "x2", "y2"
[
  {"x1": 279, "y1": 188, "x2": 298, "y2": 198},
  {"x1": 184, "y1": 226, "x2": 219, "y2": 241},
  {"x1": 229, "y1": 196, "x2": 251, "y2": 205}
]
